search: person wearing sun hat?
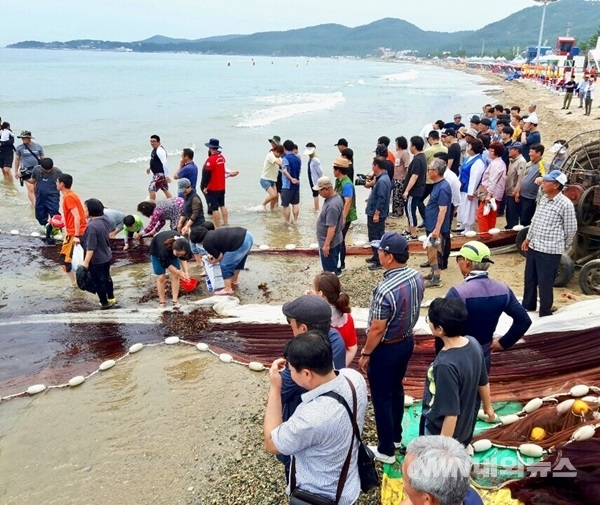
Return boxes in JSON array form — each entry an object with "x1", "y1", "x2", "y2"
[
  {"x1": 15, "y1": 130, "x2": 44, "y2": 205},
  {"x1": 521, "y1": 170, "x2": 577, "y2": 317},
  {"x1": 443, "y1": 241, "x2": 531, "y2": 371}
]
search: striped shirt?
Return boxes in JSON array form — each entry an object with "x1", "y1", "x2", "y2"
[
  {"x1": 272, "y1": 368, "x2": 367, "y2": 505},
  {"x1": 527, "y1": 192, "x2": 577, "y2": 255},
  {"x1": 367, "y1": 266, "x2": 424, "y2": 341}
]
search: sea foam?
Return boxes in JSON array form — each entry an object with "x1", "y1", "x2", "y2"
[
  {"x1": 235, "y1": 92, "x2": 345, "y2": 128},
  {"x1": 379, "y1": 69, "x2": 419, "y2": 83}
]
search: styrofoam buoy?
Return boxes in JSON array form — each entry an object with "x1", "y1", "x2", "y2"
[
  {"x1": 512, "y1": 224, "x2": 525, "y2": 232},
  {"x1": 31, "y1": 232, "x2": 41, "y2": 237},
  {"x1": 519, "y1": 443, "x2": 544, "y2": 458},
  {"x1": 68, "y1": 376, "x2": 85, "y2": 387},
  {"x1": 196, "y1": 343, "x2": 209, "y2": 352},
  {"x1": 500, "y1": 414, "x2": 521, "y2": 425},
  {"x1": 249, "y1": 362, "x2": 265, "y2": 372},
  {"x1": 404, "y1": 395, "x2": 414, "y2": 407},
  {"x1": 129, "y1": 343, "x2": 144, "y2": 354},
  {"x1": 582, "y1": 396, "x2": 599, "y2": 403},
  {"x1": 472, "y1": 439, "x2": 492, "y2": 453},
  {"x1": 449, "y1": 234, "x2": 454, "y2": 239},
  {"x1": 466, "y1": 444, "x2": 474, "y2": 456},
  {"x1": 285, "y1": 243, "x2": 296, "y2": 250},
  {"x1": 571, "y1": 425, "x2": 596, "y2": 441},
  {"x1": 259, "y1": 244, "x2": 269, "y2": 250},
  {"x1": 488, "y1": 228, "x2": 500, "y2": 235},
  {"x1": 354, "y1": 240, "x2": 366, "y2": 247},
  {"x1": 165, "y1": 336, "x2": 180, "y2": 345},
  {"x1": 27, "y1": 384, "x2": 47, "y2": 395},
  {"x1": 10, "y1": 230, "x2": 19, "y2": 235},
  {"x1": 570, "y1": 384, "x2": 590, "y2": 397},
  {"x1": 99, "y1": 359, "x2": 116, "y2": 371},
  {"x1": 309, "y1": 242, "x2": 319, "y2": 249},
  {"x1": 464, "y1": 230, "x2": 477, "y2": 238},
  {"x1": 523, "y1": 398, "x2": 544, "y2": 413},
  {"x1": 557, "y1": 399, "x2": 575, "y2": 414},
  {"x1": 219, "y1": 353, "x2": 233, "y2": 363},
  {"x1": 417, "y1": 235, "x2": 427, "y2": 242},
  {"x1": 478, "y1": 409, "x2": 495, "y2": 422}
]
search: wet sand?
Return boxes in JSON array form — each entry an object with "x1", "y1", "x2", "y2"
[{"x1": 1, "y1": 68, "x2": 600, "y2": 504}]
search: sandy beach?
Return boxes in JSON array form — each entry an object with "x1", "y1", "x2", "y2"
[{"x1": 1, "y1": 67, "x2": 600, "y2": 505}]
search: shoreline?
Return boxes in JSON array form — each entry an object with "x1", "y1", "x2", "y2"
[{"x1": 1, "y1": 62, "x2": 600, "y2": 505}]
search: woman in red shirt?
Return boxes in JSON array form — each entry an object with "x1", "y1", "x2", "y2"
[{"x1": 310, "y1": 272, "x2": 358, "y2": 366}]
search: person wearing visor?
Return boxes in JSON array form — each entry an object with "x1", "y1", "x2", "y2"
[{"x1": 444, "y1": 241, "x2": 531, "y2": 371}]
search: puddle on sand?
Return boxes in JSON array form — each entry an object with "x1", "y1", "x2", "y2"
[{"x1": 0, "y1": 346, "x2": 263, "y2": 505}]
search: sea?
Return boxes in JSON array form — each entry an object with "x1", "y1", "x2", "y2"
[{"x1": 0, "y1": 49, "x2": 498, "y2": 246}]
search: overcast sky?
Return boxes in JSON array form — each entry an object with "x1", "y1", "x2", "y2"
[{"x1": 2, "y1": 0, "x2": 541, "y2": 46}]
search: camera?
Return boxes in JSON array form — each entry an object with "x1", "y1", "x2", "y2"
[{"x1": 355, "y1": 174, "x2": 372, "y2": 186}]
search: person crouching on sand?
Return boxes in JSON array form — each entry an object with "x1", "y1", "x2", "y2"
[
  {"x1": 149, "y1": 230, "x2": 191, "y2": 309},
  {"x1": 189, "y1": 224, "x2": 253, "y2": 296}
]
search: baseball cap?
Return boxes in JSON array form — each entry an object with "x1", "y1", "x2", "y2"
[
  {"x1": 312, "y1": 176, "x2": 333, "y2": 191},
  {"x1": 177, "y1": 178, "x2": 191, "y2": 190},
  {"x1": 333, "y1": 156, "x2": 350, "y2": 168},
  {"x1": 282, "y1": 295, "x2": 332, "y2": 326},
  {"x1": 454, "y1": 113, "x2": 462, "y2": 119},
  {"x1": 334, "y1": 138, "x2": 348, "y2": 147},
  {"x1": 524, "y1": 113, "x2": 538, "y2": 125},
  {"x1": 509, "y1": 142, "x2": 523, "y2": 152},
  {"x1": 374, "y1": 144, "x2": 388, "y2": 156},
  {"x1": 370, "y1": 232, "x2": 409, "y2": 255},
  {"x1": 443, "y1": 128, "x2": 456, "y2": 138},
  {"x1": 458, "y1": 241, "x2": 494, "y2": 264},
  {"x1": 542, "y1": 170, "x2": 568, "y2": 185},
  {"x1": 480, "y1": 117, "x2": 492, "y2": 127},
  {"x1": 469, "y1": 115, "x2": 480, "y2": 124}
]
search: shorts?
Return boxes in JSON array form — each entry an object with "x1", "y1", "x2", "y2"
[
  {"x1": 281, "y1": 188, "x2": 300, "y2": 207},
  {"x1": 260, "y1": 178, "x2": 276, "y2": 191},
  {"x1": 0, "y1": 150, "x2": 14, "y2": 168},
  {"x1": 151, "y1": 254, "x2": 181, "y2": 275},
  {"x1": 190, "y1": 241, "x2": 206, "y2": 256},
  {"x1": 148, "y1": 173, "x2": 169, "y2": 193},
  {"x1": 59, "y1": 235, "x2": 76, "y2": 273},
  {"x1": 206, "y1": 190, "x2": 225, "y2": 213}
]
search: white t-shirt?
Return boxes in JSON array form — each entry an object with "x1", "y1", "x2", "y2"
[{"x1": 444, "y1": 169, "x2": 462, "y2": 207}]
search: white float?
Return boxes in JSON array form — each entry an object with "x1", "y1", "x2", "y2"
[
  {"x1": 417, "y1": 235, "x2": 427, "y2": 242},
  {"x1": 99, "y1": 359, "x2": 116, "y2": 371},
  {"x1": 570, "y1": 384, "x2": 590, "y2": 397},
  {"x1": 129, "y1": 343, "x2": 144, "y2": 354},
  {"x1": 354, "y1": 240, "x2": 366, "y2": 247},
  {"x1": 582, "y1": 396, "x2": 599, "y2": 403},
  {"x1": 464, "y1": 230, "x2": 477, "y2": 238},
  {"x1": 309, "y1": 243, "x2": 319, "y2": 249},
  {"x1": 512, "y1": 225, "x2": 525, "y2": 232},
  {"x1": 488, "y1": 228, "x2": 500, "y2": 235},
  {"x1": 165, "y1": 336, "x2": 180, "y2": 345},
  {"x1": 26, "y1": 384, "x2": 47, "y2": 395},
  {"x1": 519, "y1": 443, "x2": 544, "y2": 458},
  {"x1": 259, "y1": 244, "x2": 269, "y2": 250},
  {"x1": 248, "y1": 362, "x2": 265, "y2": 372},
  {"x1": 68, "y1": 376, "x2": 85, "y2": 387},
  {"x1": 285, "y1": 244, "x2": 296, "y2": 250},
  {"x1": 472, "y1": 439, "x2": 492, "y2": 453},
  {"x1": 219, "y1": 353, "x2": 233, "y2": 363},
  {"x1": 404, "y1": 395, "x2": 414, "y2": 407},
  {"x1": 31, "y1": 232, "x2": 40, "y2": 237},
  {"x1": 500, "y1": 414, "x2": 520, "y2": 425},
  {"x1": 478, "y1": 410, "x2": 496, "y2": 422},
  {"x1": 523, "y1": 398, "x2": 544, "y2": 413},
  {"x1": 557, "y1": 399, "x2": 575, "y2": 414},
  {"x1": 571, "y1": 425, "x2": 596, "y2": 442},
  {"x1": 196, "y1": 343, "x2": 209, "y2": 352},
  {"x1": 10, "y1": 230, "x2": 19, "y2": 235}
]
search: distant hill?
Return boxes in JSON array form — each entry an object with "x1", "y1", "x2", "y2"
[{"x1": 7, "y1": 0, "x2": 600, "y2": 57}]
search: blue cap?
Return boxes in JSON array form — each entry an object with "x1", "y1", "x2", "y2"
[
  {"x1": 371, "y1": 232, "x2": 409, "y2": 255},
  {"x1": 542, "y1": 170, "x2": 567, "y2": 185}
]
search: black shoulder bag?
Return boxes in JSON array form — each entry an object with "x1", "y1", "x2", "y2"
[{"x1": 19, "y1": 144, "x2": 42, "y2": 183}]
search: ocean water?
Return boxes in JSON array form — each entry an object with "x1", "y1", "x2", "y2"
[{"x1": 0, "y1": 49, "x2": 496, "y2": 245}]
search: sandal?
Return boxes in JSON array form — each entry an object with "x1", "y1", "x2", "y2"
[
  {"x1": 214, "y1": 288, "x2": 234, "y2": 296},
  {"x1": 172, "y1": 301, "x2": 181, "y2": 310},
  {"x1": 158, "y1": 301, "x2": 166, "y2": 308},
  {"x1": 232, "y1": 280, "x2": 240, "y2": 286}
]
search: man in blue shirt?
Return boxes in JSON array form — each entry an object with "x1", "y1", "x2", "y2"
[
  {"x1": 423, "y1": 158, "x2": 452, "y2": 288},
  {"x1": 519, "y1": 117, "x2": 541, "y2": 162},
  {"x1": 173, "y1": 148, "x2": 198, "y2": 196},
  {"x1": 365, "y1": 157, "x2": 391, "y2": 270},
  {"x1": 281, "y1": 139, "x2": 301, "y2": 226},
  {"x1": 444, "y1": 241, "x2": 531, "y2": 371}
]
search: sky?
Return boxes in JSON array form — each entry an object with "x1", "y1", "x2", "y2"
[{"x1": 2, "y1": 0, "x2": 542, "y2": 46}]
